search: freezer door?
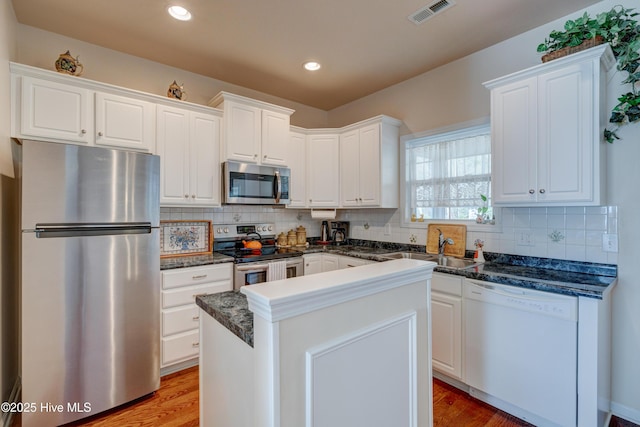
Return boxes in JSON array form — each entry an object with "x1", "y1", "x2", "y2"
[
  {"x1": 21, "y1": 229, "x2": 160, "y2": 427},
  {"x1": 20, "y1": 140, "x2": 160, "y2": 227}
]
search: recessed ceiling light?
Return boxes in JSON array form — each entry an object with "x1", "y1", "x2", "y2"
[
  {"x1": 303, "y1": 61, "x2": 321, "y2": 71},
  {"x1": 168, "y1": 5, "x2": 192, "y2": 21}
]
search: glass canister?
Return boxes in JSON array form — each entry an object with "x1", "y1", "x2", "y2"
[
  {"x1": 296, "y1": 226, "x2": 307, "y2": 246},
  {"x1": 287, "y1": 229, "x2": 297, "y2": 247}
]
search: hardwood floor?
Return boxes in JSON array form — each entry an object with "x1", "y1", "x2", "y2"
[
  {"x1": 11, "y1": 366, "x2": 639, "y2": 426},
  {"x1": 432, "y1": 379, "x2": 532, "y2": 427},
  {"x1": 67, "y1": 367, "x2": 199, "y2": 427}
]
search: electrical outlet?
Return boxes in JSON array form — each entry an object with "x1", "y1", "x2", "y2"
[
  {"x1": 517, "y1": 231, "x2": 534, "y2": 246},
  {"x1": 384, "y1": 224, "x2": 391, "y2": 236},
  {"x1": 602, "y1": 233, "x2": 618, "y2": 253}
]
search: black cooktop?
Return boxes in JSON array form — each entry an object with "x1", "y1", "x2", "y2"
[{"x1": 217, "y1": 246, "x2": 304, "y2": 263}]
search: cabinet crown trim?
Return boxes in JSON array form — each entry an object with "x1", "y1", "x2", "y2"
[
  {"x1": 208, "y1": 91, "x2": 294, "y2": 116},
  {"x1": 10, "y1": 62, "x2": 223, "y2": 116},
  {"x1": 483, "y1": 44, "x2": 615, "y2": 89}
]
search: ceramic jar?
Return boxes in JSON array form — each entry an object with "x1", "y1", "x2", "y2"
[
  {"x1": 296, "y1": 226, "x2": 307, "y2": 246},
  {"x1": 277, "y1": 232, "x2": 287, "y2": 247},
  {"x1": 287, "y1": 230, "x2": 297, "y2": 247}
]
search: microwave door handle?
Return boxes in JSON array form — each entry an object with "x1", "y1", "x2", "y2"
[{"x1": 274, "y1": 170, "x2": 282, "y2": 203}]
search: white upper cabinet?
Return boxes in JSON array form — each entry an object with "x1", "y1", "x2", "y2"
[
  {"x1": 486, "y1": 44, "x2": 615, "y2": 206},
  {"x1": 19, "y1": 76, "x2": 93, "y2": 144},
  {"x1": 12, "y1": 66, "x2": 155, "y2": 152},
  {"x1": 339, "y1": 116, "x2": 401, "y2": 208},
  {"x1": 306, "y1": 132, "x2": 340, "y2": 207},
  {"x1": 94, "y1": 92, "x2": 155, "y2": 152},
  {"x1": 209, "y1": 92, "x2": 294, "y2": 166},
  {"x1": 157, "y1": 105, "x2": 221, "y2": 207},
  {"x1": 287, "y1": 128, "x2": 307, "y2": 208}
]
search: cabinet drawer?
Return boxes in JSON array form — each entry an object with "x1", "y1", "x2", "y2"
[
  {"x1": 162, "y1": 281, "x2": 231, "y2": 308},
  {"x1": 432, "y1": 273, "x2": 463, "y2": 296},
  {"x1": 162, "y1": 264, "x2": 232, "y2": 290},
  {"x1": 162, "y1": 330, "x2": 200, "y2": 366},
  {"x1": 162, "y1": 305, "x2": 200, "y2": 336}
]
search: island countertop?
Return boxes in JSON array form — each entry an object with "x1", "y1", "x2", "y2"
[{"x1": 196, "y1": 291, "x2": 254, "y2": 346}]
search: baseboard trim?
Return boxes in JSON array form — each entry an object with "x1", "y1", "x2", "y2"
[
  {"x1": 2, "y1": 376, "x2": 21, "y2": 427},
  {"x1": 611, "y1": 401, "x2": 640, "y2": 425},
  {"x1": 160, "y1": 358, "x2": 198, "y2": 377}
]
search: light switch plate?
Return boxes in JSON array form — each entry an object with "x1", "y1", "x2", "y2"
[
  {"x1": 517, "y1": 231, "x2": 534, "y2": 246},
  {"x1": 602, "y1": 233, "x2": 618, "y2": 253}
]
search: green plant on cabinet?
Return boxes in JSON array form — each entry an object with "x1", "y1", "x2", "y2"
[{"x1": 537, "y1": 6, "x2": 640, "y2": 143}]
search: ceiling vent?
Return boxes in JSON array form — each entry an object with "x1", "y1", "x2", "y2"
[{"x1": 408, "y1": 0, "x2": 456, "y2": 25}]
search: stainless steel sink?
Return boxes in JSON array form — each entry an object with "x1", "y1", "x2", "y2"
[
  {"x1": 381, "y1": 252, "x2": 477, "y2": 270},
  {"x1": 382, "y1": 252, "x2": 435, "y2": 261}
]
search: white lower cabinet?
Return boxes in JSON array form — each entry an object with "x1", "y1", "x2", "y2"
[
  {"x1": 161, "y1": 263, "x2": 232, "y2": 373},
  {"x1": 303, "y1": 254, "x2": 323, "y2": 275},
  {"x1": 338, "y1": 255, "x2": 373, "y2": 269},
  {"x1": 303, "y1": 253, "x2": 373, "y2": 275},
  {"x1": 431, "y1": 273, "x2": 463, "y2": 381}
]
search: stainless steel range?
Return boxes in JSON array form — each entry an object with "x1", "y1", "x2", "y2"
[{"x1": 214, "y1": 223, "x2": 304, "y2": 289}]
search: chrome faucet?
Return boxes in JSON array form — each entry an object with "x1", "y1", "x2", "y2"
[{"x1": 437, "y1": 228, "x2": 454, "y2": 255}]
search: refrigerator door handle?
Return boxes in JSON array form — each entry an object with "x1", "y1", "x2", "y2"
[{"x1": 34, "y1": 223, "x2": 153, "y2": 238}]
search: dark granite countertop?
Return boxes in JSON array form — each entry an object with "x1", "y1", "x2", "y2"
[
  {"x1": 160, "y1": 252, "x2": 234, "y2": 270},
  {"x1": 196, "y1": 291, "x2": 254, "y2": 347},
  {"x1": 302, "y1": 243, "x2": 616, "y2": 299},
  {"x1": 195, "y1": 244, "x2": 617, "y2": 347}
]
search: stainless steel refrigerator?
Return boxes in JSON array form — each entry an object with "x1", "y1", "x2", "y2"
[{"x1": 17, "y1": 140, "x2": 161, "y2": 427}]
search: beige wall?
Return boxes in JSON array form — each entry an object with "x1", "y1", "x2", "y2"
[
  {"x1": 327, "y1": 0, "x2": 640, "y2": 420},
  {"x1": 0, "y1": 0, "x2": 18, "y2": 403},
  {"x1": 8, "y1": 0, "x2": 640, "y2": 422},
  {"x1": 15, "y1": 25, "x2": 330, "y2": 129}
]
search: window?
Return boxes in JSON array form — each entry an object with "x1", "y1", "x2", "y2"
[{"x1": 402, "y1": 122, "x2": 492, "y2": 224}]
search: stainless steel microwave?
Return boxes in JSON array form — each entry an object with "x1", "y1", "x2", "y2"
[{"x1": 222, "y1": 161, "x2": 290, "y2": 205}]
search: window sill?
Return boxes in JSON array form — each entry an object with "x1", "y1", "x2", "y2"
[{"x1": 400, "y1": 218, "x2": 502, "y2": 233}]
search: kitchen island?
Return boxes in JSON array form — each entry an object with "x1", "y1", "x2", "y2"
[{"x1": 196, "y1": 258, "x2": 436, "y2": 427}]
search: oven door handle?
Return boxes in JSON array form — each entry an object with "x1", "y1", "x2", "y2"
[
  {"x1": 274, "y1": 170, "x2": 281, "y2": 204},
  {"x1": 236, "y1": 263, "x2": 270, "y2": 271}
]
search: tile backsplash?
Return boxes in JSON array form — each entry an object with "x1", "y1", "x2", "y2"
[{"x1": 162, "y1": 205, "x2": 618, "y2": 264}]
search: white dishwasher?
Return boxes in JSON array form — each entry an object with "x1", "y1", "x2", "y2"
[{"x1": 464, "y1": 279, "x2": 578, "y2": 427}]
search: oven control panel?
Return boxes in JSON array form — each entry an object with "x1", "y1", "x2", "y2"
[{"x1": 214, "y1": 223, "x2": 275, "y2": 239}]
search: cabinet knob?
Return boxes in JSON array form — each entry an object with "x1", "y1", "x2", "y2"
[
  {"x1": 539, "y1": 189, "x2": 546, "y2": 194},
  {"x1": 192, "y1": 316, "x2": 200, "y2": 321},
  {"x1": 184, "y1": 194, "x2": 189, "y2": 198},
  {"x1": 192, "y1": 342, "x2": 200, "y2": 348},
  {"x1": 529, "y1": 189, "x2": 535, "y2": 194},
  {"x1": 192, "y1": 194, "x2": 196, "y2": 198},
  {"x1": 81, "y1": 129, "x2": 87, "y2": 134},
  {"x1": 264, "y1": 155, "x2": 267, "y2": 159},
  {"x1": 97, "y1": 131, "x2": 103, "y2": 137},
  {"x1": 254, "y1": 154, "x2": 258, "y2": 159}
]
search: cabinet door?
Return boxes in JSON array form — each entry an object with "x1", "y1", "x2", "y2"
[
  {"x1": 538, "y1": 61, "x2": 594, "y2": 203},
  {"x1": 157, "y1": 105, "x2": 189, "y2": 205},
  {"x1": 491, "y1": 77, "x2": 538, "y2": 205},
  {"x1": 20, "y1": 76, "x2": 93, "y2": 144},
  {"x1": 322, "y1": 254, "x2": 340, "y2": 272},
  {"x1": 338, "y1": 256, "x2": 371, "y2": 269},
  {"x1": 95, "y1": 92, "x2": 155, "y2": 152},
  {"x1": 288, "y1": 131, "x2": 307, "y2": 208},
  {"x1": 223, "y1": 101, "x2": 261, "y2": 163},
  {"x1": 189, "y1": 112, "x2": 221, "y2": 206},
  {"x1": 307, "y1": 134, "x2": 340, "y2": 207},
  {"x1": 303, "y1": 254, "x2": 323, "y2": 275},
  {"x1": 357, "y1": 123, "x2": 381, "y2": 206},
  {"x1": 261, "y1": 110, "x2": 290, "y2": 166},
  {"x1": 340, "y1": 129, "x2": 360, "y2": 206},
  {"x1": 431, "y1": 291, "x2": 462, "y2": 380}
]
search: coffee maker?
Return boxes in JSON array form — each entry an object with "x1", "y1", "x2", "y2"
[{"x1": 330, "y1": 221, "x2": 350, "y2": 245}]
